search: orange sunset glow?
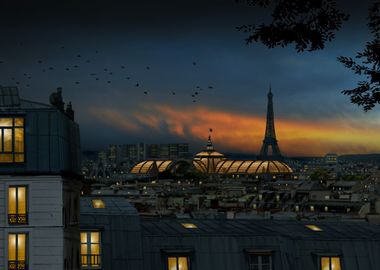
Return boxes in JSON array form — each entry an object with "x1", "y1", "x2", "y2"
[{"x1": 88, "y1": 104, "x2": 380, "y2": 156}]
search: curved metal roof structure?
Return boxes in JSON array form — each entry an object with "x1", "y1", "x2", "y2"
[
  {"x1": 130, "y1": 160, "x2": 174, "y2": 174},
  {"x1": 215, "y1": 160, "x2": 293, "y2": 175}
]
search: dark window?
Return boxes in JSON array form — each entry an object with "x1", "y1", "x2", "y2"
[{"x1": 248, "y1": 253, "x2": 272, "y2": 270}]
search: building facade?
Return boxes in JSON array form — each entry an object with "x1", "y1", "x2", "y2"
[{"x1": 0, "y1": 87, "x2": 82, "y2": 270}]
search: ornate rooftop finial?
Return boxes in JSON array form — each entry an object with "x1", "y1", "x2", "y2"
[{"x1": 206, "y1": 128, "x2": 214, "y2": 151}]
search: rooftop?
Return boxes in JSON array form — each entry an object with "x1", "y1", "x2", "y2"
[{"x1": 141, "y1": 219, "x2": 380, "y2": 240}]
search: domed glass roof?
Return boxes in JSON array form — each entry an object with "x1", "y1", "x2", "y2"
[
  {"x1": 193, "y1": 135, "x2": 226, "y2": 173},
  {"x1": 215, "y1": 160, "x2": 293, "y2": 174}
]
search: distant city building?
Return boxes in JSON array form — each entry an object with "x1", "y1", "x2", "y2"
[
  {"x1": 0, "y1": 87, "x2": 82, "y2": 270},
  {"x1": 325, "y1": 153, "x2": 338, "y2": 165}
]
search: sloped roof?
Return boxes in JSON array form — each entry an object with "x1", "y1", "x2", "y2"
[
  {"x1": 80, "y1": 196, "x2": 138, "y2": 216},
  {"x1": 141, "y1": 219, "x2": 380, "y2": 240}
]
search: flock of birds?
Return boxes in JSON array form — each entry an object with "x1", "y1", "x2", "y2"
[{"x1": 0, "y1": 45, "x2": 216, "y2": 104}]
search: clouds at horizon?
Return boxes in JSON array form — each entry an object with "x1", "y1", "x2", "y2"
[{"x1": 84, "y1": 103, "x2": 380, "y2": 156}]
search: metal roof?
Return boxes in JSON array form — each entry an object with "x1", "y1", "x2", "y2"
[
  {"x1": 80, "y1": 196, "x2": 138, "y2": 216},
  {"x1": 141, "y1": 219, "x2": 380, "y2": 240}
]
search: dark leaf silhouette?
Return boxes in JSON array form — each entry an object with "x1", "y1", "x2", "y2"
[
  {"x1": 237, "y1": 0, "x2": 349, "y2": 52},
  {"x1": 338, "y1": 2, "x2": 380, "y2": 111}
]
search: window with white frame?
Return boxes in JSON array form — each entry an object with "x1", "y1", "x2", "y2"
[{"x1": 248, "y1": 252, "x2": 273, "y2": 270}]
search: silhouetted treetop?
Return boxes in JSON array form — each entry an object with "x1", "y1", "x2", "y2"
[
  {"x1": 338, "y1": 2, "x2": 380, "y2": 111},
  {"x1": 236, "y1": 0, "x2": 349, "y2": 52},
  {"x1": 236, "y1": 0, "x2": 380, "y2": 110}
]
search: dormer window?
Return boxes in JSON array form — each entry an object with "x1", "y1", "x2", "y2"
[{"x1": 0, "y1": 117, "x2": 24, "y2": 163}]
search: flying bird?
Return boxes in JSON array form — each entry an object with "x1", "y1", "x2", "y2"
[
  {"x1": 143, "y1": 91, "x2": 148, "y2": 95},
  {"x1": 208, "y1": 86, "x2": 214, "y2": 89},
  {"x1": 135, "y1": 83, "x2": 139, "y2": 87}
]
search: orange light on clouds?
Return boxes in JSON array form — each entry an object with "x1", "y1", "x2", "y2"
[{"x1": 88, "y1": 104, "x2": 380, "y2": 156}]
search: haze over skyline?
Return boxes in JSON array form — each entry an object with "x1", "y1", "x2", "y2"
[{"x1": 0, "y1": 0, "x2": 379, "y2": 156}]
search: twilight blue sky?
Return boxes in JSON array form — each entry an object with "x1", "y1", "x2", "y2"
[{"x1": 0, "y1": 0, "x2": 379, "y2": 156}]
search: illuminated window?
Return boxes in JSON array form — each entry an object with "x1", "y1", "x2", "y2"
[
  {"x1": 248, "y1": 253, "x2": 272, "y2": 270},
  {"x1": 167, "y1": 256, "x2": 190, "y2": 270},
  {"x1": 320, "y1": 256, "x2": 341, "y2": 270},
  {"x1": 81, "y1": 231, "x2": 101, "y2": 269},
  {"x1": 8, "y1": 186, "x2": 28, "y2": 225},
  {"x1": 8, "y1": 233, "x2": 27, "y2": 270},
  {"x1": 181, "y1": 223, "x2": 197, "y2": 229},
  {"x1": 91, "y1": 199, "x2": 105, "y2": 209},
  {"x1": 306, "y1": 225, "x2": 323, "y2": 232},
  {"x1": 0, "y1": 117, "x2": 24, "y2": 163}
]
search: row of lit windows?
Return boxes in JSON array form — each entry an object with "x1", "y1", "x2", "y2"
[{"x1": 6, "y1": 229, "x2": 342, "y2": 270}]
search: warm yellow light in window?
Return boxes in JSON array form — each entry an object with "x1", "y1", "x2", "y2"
[
  {"x1": 18, "y1": 187, "x2": 26, "y2": 214},
  {"x1": 8, "y1": 234, "x2": 16, "y2": 260},
  {"x1": 15, "y1": 128, "x2": 24, "y2": 152},
  {"x1": 91, "y1": 232, "x2": 100, "y2": 243},
  {"x1": 168, "y1": 257, "x2": 177, "y2": 270},
  {"x1": 167, "y1": 257, "x2": 189, "y2": 270},
  {"x1": 8, "y1": 233, "x2": 26, "y2": 261},
  {"x1": 8, "y1": 187, "x2": 16, "y2": 214},
  {"x1": 0, "y1": 118, "x2": 13, "y2": 127},
  {"x1": 178, "y1": 257, "x2": 189, "y2": 270},
  {"x1": 4, "y1": 129, "x2": 12, "y2": 152},
  {"x1": 18, "y1": 234, "x2": 26, "y2": 260},
  {"x1": 305, "y1": 224, "x2": 323, "y2": 231},
  {"x1": 181, "y1": 223, "x2": 197, "y2": 229},
  {"x1": 80, "y1": 232, "x2": 87, "y2": 243},
  {"x1": 331, "y1": 257, "x2": 341, "y2": 270},
  {"x1": 15, "y1": 118, "x2": 24, "y2": 127},
  {"x1": 321, "y1": 257, "x2": 341, "y2": 270},
  {"x1": 92, "y1": 199, "x2": 105, "y2": 208}
]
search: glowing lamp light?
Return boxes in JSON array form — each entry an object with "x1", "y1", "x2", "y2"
[
  {"x1": 305, "y1": 224, "x2": 323, "y2": 232},
  {"x1": 92, "y1": 199, "x2": 106, "y2": 209},
  {"x1": 181, "y1": 223, "x2": 197, "y2": 229}
]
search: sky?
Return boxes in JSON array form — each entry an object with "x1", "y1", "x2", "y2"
[{"x1": 0, "y1": 0, "x2": 379, "y2": 156}]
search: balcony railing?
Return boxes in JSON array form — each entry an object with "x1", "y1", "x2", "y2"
[
  {"x1": 8, "y1": 260, "x2": 28, "y2": 270},
  {"x1": 81, "y1": 254, "x2": 101, "y2": 269},
  {"x1": 8, "y1": 213, "x2": 28, "y2": 225}
]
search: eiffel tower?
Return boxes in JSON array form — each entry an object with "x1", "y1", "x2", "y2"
[{"x1": 259, "y1": 87, "x2": 283, "y2": 160}]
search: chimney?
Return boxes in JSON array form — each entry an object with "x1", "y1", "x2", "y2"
[
  {"x1": 49, "y1": 87, "x2": 65, "y2": 111},
  {"x1": 66, "y1": 102, "x2": 75, "y2": 121}
]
